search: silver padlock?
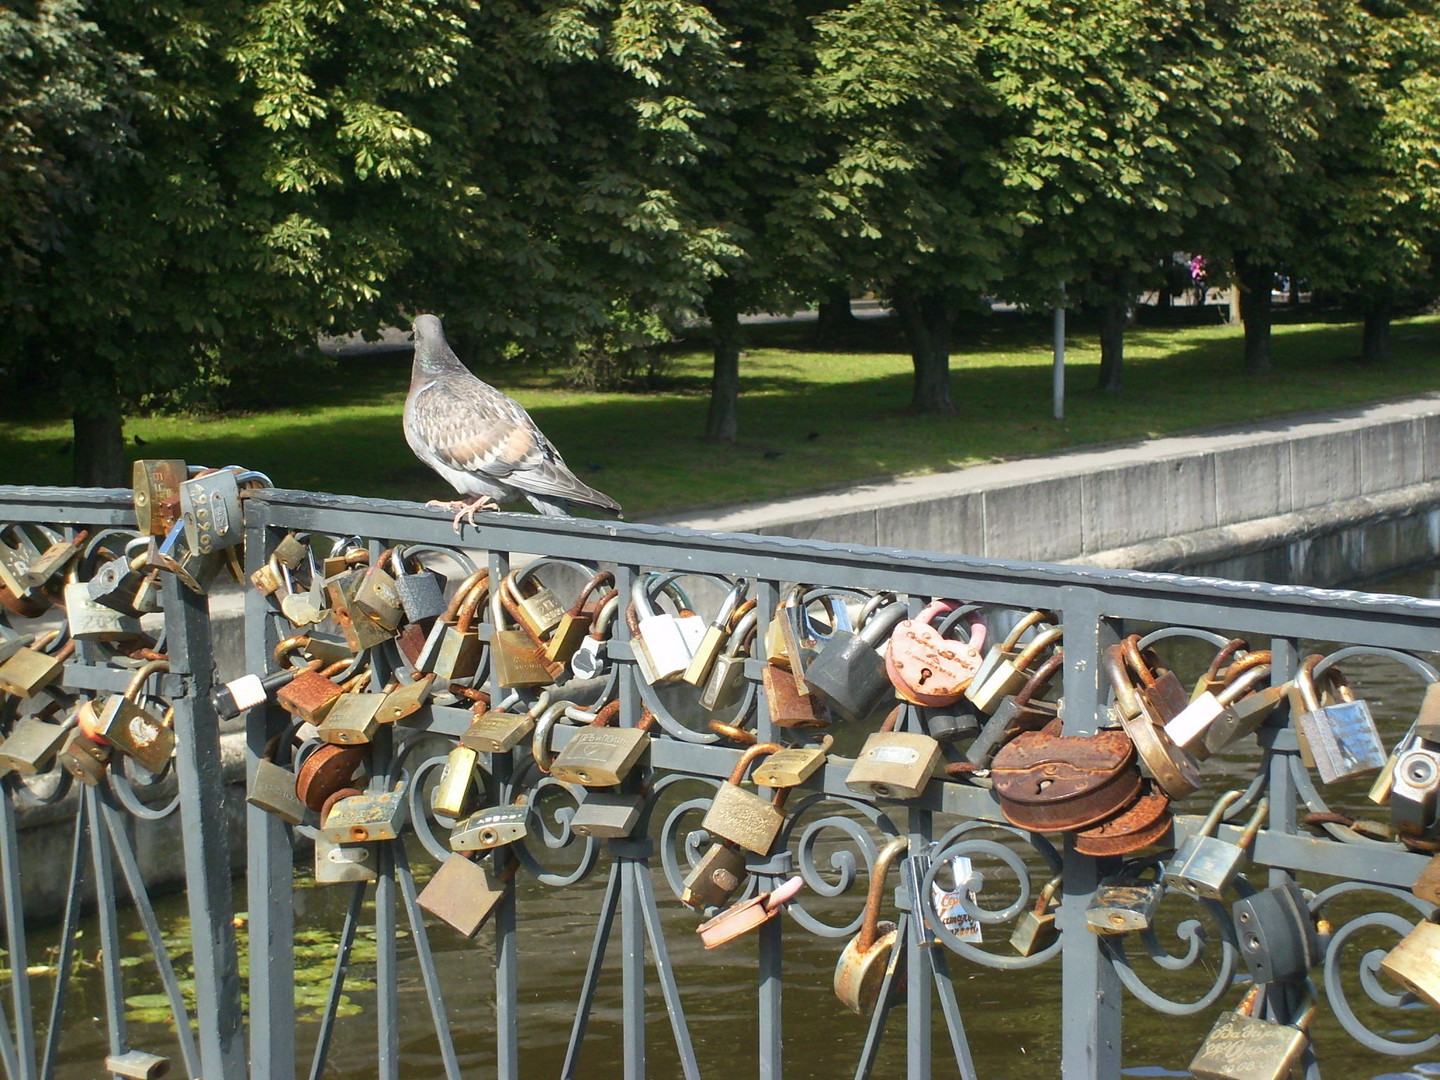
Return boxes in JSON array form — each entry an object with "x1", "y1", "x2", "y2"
[
  {"x1": 63, "y1": 581, "x2": 141, "y2": 642},
  {"x1": 1166, "y1": 791, "x2": 1269, "y2": 900},
  {"x1": 179, "y1": 468, "x2": 246, "y2": 554},
  {"x1": 630, "y1": 575, "x2": 706, "y2": 684},
  {"x1": 1391, "y1": 744, "x2": 1440, "y2": 837},
  {"x1": 571, "y1": 789, "x2": 644, "y2": 838},
  {"x1": 451, "y1": 804, "x2": 531, "y2": 851},
  {"x1": 1291, "y1": 656, "x2": 1387, "y2": 784},
  {"x1": 1085, "y1": 862, "x2": 1165, "y2": 935},
  {"x1": 314, "y1": 833, "x2": 377, "y2": 884}
]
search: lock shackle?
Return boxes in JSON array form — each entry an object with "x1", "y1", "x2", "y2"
[
  {"x1": 707, "y1": 578, "x2": 750, "y2": 631},
  {"x1": 1215, "y1": 664, "x2": 1272, "y2": 706},
  {"x1": 1014, "y1": 626, "x2": 1064, "y2": 671},
  {"x1": 591, "y1": 593, "x2": 620, "y2": 638},
  {"x1": 1016, "y1": 650, "x2": 1063, "y2": 707},
  {"x1": 726, "y1": 742, "x2": 785, "y2": 786},
  {"x1": 1121, "y1": 636, "x2": 1164, "y2": 689},
  {"x1": 997, "y1": 609, "x2": 1057, "y2": 654},
  {"x1": 728, "y1": 598, "x2": 758, "y2": 632},
  {"x1": 530, "y1": 698, "x2": 579, "y2": 773},
  {"x1": 1104, "y1": 644, "x2": 1142, "y2": 718},
  {"x1": 857, "y1": 602, "x2": 907, "y2": 648},
  {"x1": 274, "y1": 635, "x2": 322, "y2": 669},
  {"x1": 857, "y1": 592, "x2": 898, "y2": 627},
  {"x1": 1031, "y1": 873, "x2": 1063, "y2": 916},
  {"x1": 494, "y1": 578, "x2": 536, "y2": 640},
  {"x1": 1198, "y1": 789, "x2": 1245, "y2": 837},
  {"x1": 798, "y1": 732, "x2": 836, "y2": 754},
  {"x1": 723, "y1": 607, "x2": 760, "y2": 659},
  {"x1": 709, "y1": 719, "x2": 757, "y2": 744},
  {"x1": 856, "y1": 836, "x2": 909, "y2": 952},
  {"x1": 441, "y1": 570, "x2": 488, "y2": 628},
  {"x1": 1234, "y1": 983, "x2": 1264, "y2": 1018},
  {"x1": 587, "y1": 700, "x2": 621, "y2": 727},
  {"x1": 1322, "y1": 665, "x2": 1355, "y2": 704},
  {"x1": 1222, "y1": 648, "x2": 1271, "y2": 682},
  {"x1": 915, "y1": 598, "x2": 959, "y2": 626},
  {"x1": 876, "y1": 704, "x2": 904, "y2": 735},
  {"x1": 122, "y1": 659, "x2": 170, "y2": 703},
  {"x1": 1201, "y1": 638, "x2": 1251, "y2": 684},
  {"x1": 567, "y1": 570, "x2": 616, "y2": 618},
  {"x1": 1235, "y1": 797, "x2": 1269, "y2": 850},
  {"x1": 1296, "y1": 654, "x2": 1325, "y2": 711}
]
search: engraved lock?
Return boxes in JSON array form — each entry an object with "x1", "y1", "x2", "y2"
[
  {"x1": 376, "y1": 673, "x2": 435, "y2": 724},
  {"x1": 391, "y1": 547, "x2": 448, "y2": 624},
  {"x1": 0, "y1": 714, "x2": 76, "y2": 774},
  {"x1": 248, "y1": 749, "x2": 309, "y2": 825},
  {"x1": 834, "y1": 837, "x2": 909, "y2": 1014},
  {"x1": 630, "y1": 575, "x2": 706, "y2": 683},
  {"x1": 1232, "y1": 881, "x2": 1322, "y2": 984},
  {"x1": 549, "y1": 702, "x2": 653, "y2": 787},
  {"x1": 104, "y1": 1048, "x2": 171, "y2": 1080},
  {"x1": 87, "y1": 552, "x2": 151, "y2": 614},
  {"x1": 571, "y1": 789, "x2": 644, "y2": 839},
  {"x1": 318, "y1": 683, "x2": 387, "y2": 745},
  {"x1": 1166, "y1": 659, "x2": 1272, "y2": 760},
  {"x1": 966, "y1": 624, "x2": 1064, "y2": 715},
  {"x1": 64, "y1": 580, "x2": 141, "y2": 642},
  {"x1": 1291, "y1": 655, "x2": 1387, "y2": 784},
  {"x1": 59, "y1": 725, "x2": 112, "y2": 786},
  {"x1": 752, "y1": 734, "x2": 832, "y2": 788},
  {"x1": 570, "y1": 593, "x2": 620, "y2": 680},
  {"x1": 681, "y1": 841, "x2": 748, "y2": 910},
  {"x1": 417, "y1": 854, "x2": 516, "y2": 938},
  {"x1": 314, "y1": 833, "x2": 377, "y2": 885},
  {"x1": 1165, "y1": 790, "x2": 1268, "y2": 900},
  {"x1": 700, "y1": 606, "x2": 759, "y2": 713},
  {"x1": 1010, "y1": 875, "x2": 1063, "y2": 956},
  {"x1": 0, "y1": 636, "x2": 72, "y2": 698},
  {"x1": 276, "y1": 664, "x2": 350, "y2": 725},
  {"x1": 461, "y1": 692, "x2": 551, "y2": 754},
  {"x1": 761, "y1": 659, "x2": 831, "y2": 729},
  {"x1": 885, "y1": 600, "x2": 987, "y2": 707},
  {"x1": 1381, "y1": 915, "x2": 1440, "y2": 1007},
  {"x1": 1109, "y1": 644, "x2": 1202, "y2": 800},
  {"x1": 845, "y1": 706, "x2": 942, "y2": 800},
  {"x1": 23, "y1": 530, "x2": 86, "y2": 589},
  {"x1": 682, "y1": 578, "x2": 749, "y2": 687},
  {"x1": 493, "y1": 582, "x2": 563, "y2": 688},
  {"x1": 432, "y1": 744, "x2": 479, "y2": 819},
  {"x1": 991, "y1": 719, "x2": 1142, "y2": 832},
  {"x1": 546, "y1": 570, "x2": 615, "y2": 667},
  {"x1": 1085, "y1": 862, "x2": 1165, "y2": 935},
  {"x1": 320, "y1": 784, "x2": 409, "y2": 843},
  {"x1": 133, "y1": 459, "x2": 188, "y2": 537},
  {"x1": 701, "y1": 743, "x2": 793, "y2": 855},
  {"x1": 451, "y1": 804, "x2": 531, "y2": 851},
  {"x1": 87, "y1": 660, "x2": 177, "y2": 773},
  {"x1": 805, "y1": 601, "x2": 907, "y2": 723},
  {"x1": 965, "y1": 651, "x2": 1064, "y2": 768},
  {"x1": 506, "y1": 566, "x2": 566, "y2": 643},
  {"x1": 178, "y1": 467, "x2": 244, "y2": 554},
  {"x1": 1391, "y1": 744, "x2": 1440, "y2": 837},
  {"x1": 697, "y1": 875, "x2": 803, "y2": 950},
  {"x1": 350, "y1": 553, "x2": 404, "y2": 632},
  {"x1": 417, "y1": 571, "x2": 488, "y2": 681},
  {"x1": 1188, "y1": 987, "x2": 1317, "y2": 1080},
  {"x1": 327, "y1": 567, "x2": 395, "y2": 652}
]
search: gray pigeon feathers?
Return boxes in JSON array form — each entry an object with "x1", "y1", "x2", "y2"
[{"x1": 404, "y1": 314, "x2": 622, "y2": 519}]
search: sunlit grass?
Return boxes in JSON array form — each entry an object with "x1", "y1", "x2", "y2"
[{"x1": 4, "y1": 308, "x2": 1438, "y2": 519}]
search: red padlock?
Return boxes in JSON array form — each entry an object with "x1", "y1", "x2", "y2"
[{"x1": 885, "y1": 600, "x2": 987, "y2": 707}]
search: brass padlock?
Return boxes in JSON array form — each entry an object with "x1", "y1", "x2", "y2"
[
  {"x1": 320, "y1": 784, "x2": 409, "y2": 843},
  {"x1": 681, "y1": 841, "x2": 748, "y2": 910},
  {"x1": 966, "y1": 609, "x2": 1052, "y2": 698},
  {"x1": 85, "y1": 660, "x2": 176, "y2": 773},
  {"x1": 59, "y1": 725, "x2": 112, "y2": 786},
  {"x1": 1121, "y1": 636, "x2": 1190, "y2": 724},
  {"x1": 327, "y1": 568, "x2": 395, "y2": 652},
  {"x1": 0, "y1": 715, "x2": 76, "y2": 774},
  {"x1": 504, "y1": 567, "x2": 566, "y2": 644},
  {"x1": 834, "y1": 836, "x2": 909, "y2": 1013},
  {"x1": 1166, "y1": 659, "x2": 1273, "y2": 760},
  {"x1": 966, "y1": 624, "x2": 1063, "y2": 714},
  {"x1": 546, "y1": 571, "x2": 615, "y2": 666},
  {"x1": 1085, "y1": 863, "x2": 1164, "y2": 935},
  {"x1": 462, "y1": 692, "x2": 551, "y2": 754},
  {"x1": 24, "y1": 530, "x2": 86, "y2": 589},
  {"x1": 549, "y1": 703, "x2": 654, "y2": 787},
  {"x1": 247, "y1": 737, "x2": 308, "y2": 825},
  {"x1": 1291, "y1": 655, "x2": 1387, "y2": 784},
  {"x1": 845, "y1": 706, "x2": 941, "y2": 800},
  {"x1": 1165, "y1": 791, "x2": 1268, "y2": 899},
  {"x1": 1413, "y1": 851, "x2": 1440, "y2": 905},
  {"x1": 492, "y1": 586, "x2": 562, "y2": 688},
  {"x1": 752, "y1": 734, "x2": 832, "y2": 788},
  {"x1": 132, "y1": 459, "x2": 188, "y2": 536},
  {"x1": 451, "y1": 804, "x2": 531, "y2": 850},
  {"x1": 682, "y1": 579, "x2": 749, "y2": 687},
  {"x1": 418, "y1": 854, "x2": 517, "y2": 938},
  {"x1": 1382, "y1": 916, "x2": 1440, "y2": 1007},
  {"x1": 376, "y1": 673, "x2": 435, "y2": 724},
  {"x1": 1010, "y1": 875, "x2": 1063, "y2": 956},
  {"x1": 350, "y1": 553, "x2": 404, "y2": 631},
  {"x1": 1192, "y1": 638, "x2": 1251, "y2": 700},
  {"x1": 701, "y1": 743, "x2": 792, "y2": 855},
  {"x1": 318, "y1": 684, "x2": 387, "y2": 745},
  {"x1": 1188, "y1": 986, "x2": 1316, "y2": 1080},
  {"x1": 431, "y1": 744, "x2": 479, "y2": 819},
  {"x1": 700, "y1": 606, "x2": 759, "y2": 713},
  {"x1": 1109, "y1": 645, "x2": 1202, "y2": 800}
]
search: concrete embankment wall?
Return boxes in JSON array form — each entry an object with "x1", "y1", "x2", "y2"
[{"x1": 653, "y1": 396, "x2": 1440, "y2": 587}]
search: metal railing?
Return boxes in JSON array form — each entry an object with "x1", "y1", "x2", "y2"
[{"x1": 1, "y1": 481, "x2": 1439, "y2": 1079}]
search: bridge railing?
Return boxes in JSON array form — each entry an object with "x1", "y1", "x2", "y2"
[{"x1": 2, "y1": 480, "x2": 1439, "y2": 1079}]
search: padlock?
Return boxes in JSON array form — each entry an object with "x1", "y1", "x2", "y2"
[
  {"x1": 546, "y1": 570, "x2": 616, "y2": 666},
  {"x1": 965, "y1": 609, "x2": 1052, "y2": 699},
  {"x1": 247, "y1": 737, "x2": 309, "y2": 825},
  {"x1": 571, "y1": 789, "x2": 644, "y2": 838},
  {"x1": 148, "y1": 518, "x2": 223, "y2": 595},
  {"x1": 761, "y1": 660, "x2": 830, "y2": 729},
  {"x1": 1121, "y1": 636, "x2": 1190, "y2": 724},
  {"x1": 570, "y1": 592, "x2": 620, "y2": 680},
  {"x1": 64, "y1": 581, "x2": 141, "y2": 642},
  {"x1": 1109, "y1": 645, "x2": 1202, "y2": 800},
  {"x1": 885, "y1": 600, "x2": 986, "y2": 707},
  {"x1": 774, "y1": 590, "x2": 853, "y2": 693},
  {"x1": 992, "y1": 719, "x2": 1142, "y2": 832},
  {"x1": 23, "y1": 530, "x2": 86, "y2": 590},
  {"x1": 213, "y1": 657, "x2": 319, "y2": 721},
  {"x1": 1072, "y1": 784, "x2": 1172, "y2": 857},
  {"x1": 966, "y1": 624, "x2": 1064, "y2": 714},
  {"x1": 418, "y1": 854, "x2": 517, "y2": 938},
  {"x1": 630, "y1": 575, "x2": 706, "y2": 684},
  {"x1": 1382, "y1": 915, "x2": 1440, "y2": 1007},
  {"x1": 762, "y1": 585, "x2": 806, "y2": 670},
  {"x1": 1165, "y1": 790, "x2": 1269, "y2": 899},
  {"x1": 388, "y1": 547, "x2": 447, "y2": 624},
  {"x1": 1291, "y1": 655, "x2": 1387, "y2": 784},
  {"x1": 350, "y1": 554, "x2": 404, "y2": 632},
  {"x1": 411, "y1": 570, "x2": 486, "y2": 677},
  {"x1": 1232, "y1": 881, "x2": 1322, "y2": 984},
  {"x1": 701, "y1": 743, "x2": 792, "y2": 855},
  {"x1": 294, "y1": 743, "x2": 367, "y2": 814},
  {"x1": 1188, "y1": 986, "x2": 1316, "y2": 1080},
  {"x1": 1085, "y1": 863, "x2": 1165, "y2": 935},
  {"x1": 0, "y1": 715, "x2": 75, "y2": 774},
  {"x1": 528, "y1": 699, "x2": 583, "y2": 776},
  {"x1": 277, "y1": 662, "x2": 355, "y2": 726},
  {"x1": 965, "y1": 651, "x2": 1063, "y2": 768},
  {"x1": 85, "y1": 660, "x2": 176, "y2": 773},
  {"x1": 0, "y1": 529, "x2": 39, "y2": 600},
  {"x1": 104, "y1": 1048, "x2": 171, "y2": 1080},
  {"x1": 1391, "y1": 743, "x2": 1440, "y2": 837},
  {"x1": 249, "y1": 555, "x2": 288, "y2": 599},
  {"x1": 451, "y1": 804, "x2": 531, "y2": 850},
  {"x1": 681, "y1": 841, "x2": 748, "y2": 910},
  {"x1": 318, "y1": 683, "x2": 388, "y2": 745},
  {"x1": 461, "y1": 692, "x2": 551, "y2": 754},
  {"x1": 752, "y1": 734, "x2": 832, "y2": 788},
  {"x1": 493, "y1": 584, "x2": 562, "y2": 688},
  {"x1": 504, "y1": 566, "x2": 566, "y2": 643},
  {"x1": 1010, "y1": 875, "x2": 1063, "y2": 956},
  {"x1": 320, "y1": 784, "x2": 409, "y2": 843},
  {"x1": 133, "y1": 459, "x2": 188, "y2": 536},
  {"x1": 803, "y1": 600, "x2": 907, "y2": 723},
  {"x1": 1193, "y1": 638, "x2": 1251, "y2": 700},
  {"x1": 682, "y1": 578, "x2": 749, "y2": 687},
  {"x1": 700, "y1": 606, "x2": 759, "y2": 713},
  {"x1": 314, "y1": 833, "x2": 377, "y2": 885},
  {"x1": 1413, "y1": 851, "x2": 1440, "y2": 905},
  {"x1": 432, "y1": 744, "x2": 480, "y2": 818},
  {"x1": 375, "y1": 673, "x2": 435, "y2": 724},
  {"x1": 0, "y1": 636, "x2": 72, "y2": 698},
  {"x1": 1202, "y1": 664, "x2": 1287, "y2": 758},
  {"x1": 178, "y1": 467, "x2": 244, "y2": 554},
  {"x1": 834, "y1": 836, "x2": 909, "y2": 1013},
  {"x1": 549, "y1": 703, "x2": 654, "y2": 787},
  {"x1": 1167, "y1": 660, "x2": 1273, "y2": 760},
  {"x1": 59, "y1": 725, "x2": 112, "y2": 786},
  {"x1": 326, "y1": 568, "x2": 395, "y2": 653},
  {"x1": 0, "y1": 633, "x2": 35, "y2": 667},
  {"x1": 87, "y1": 553, "x2": 151, "y2": 614},
  {"x1": 845, "y1": 706, "x2": 941, "y2": 800},
  {"x1": 698, "y1": 875, "x2": 803, "y2": 949}
]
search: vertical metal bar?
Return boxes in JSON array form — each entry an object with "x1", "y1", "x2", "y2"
[
  {"x1": 391, "y1": 843, "x2": 462, "y2": 1080},
  {"x1": 160, "y1": 572, "x2": 246, "y2": 1080},
  {"x1": 620, "y1": 851, "x2": 646, "y2": 1080},
  {"x1": 306, "y1": 881, "x2": 367, "y2": 1080},
  {"x1": 40, "y1": 807, "x2": 89, "y2": 1080},
  {"x1": 1058, "y1": 587, "x2": 1122, "y2": 1080},
  {"x1": 904, "y1": 848, "x2": 931, "y2": 1080},
  {"x1": 562, "y1": 859, "x2": 624, "y2": 1080},
  {"x1": 374, "y1": 747, "x2": 399, "y2": 1080},
  {"x1": 244, "y1": 506, "x2": 297, "y2": 1080},
  {"x1": 755, "y1": 576, "x2": 783, "y2": 1080},
  {"x1": 852, "y1": 915, "x2": 908, "y2": 1080},
  {"x1": 634, "y1": 854, "x2": 700, "y2": 1080},
  {"x1": 88, "y1": 786, "x2": 128, "y2": 1064},
  {"x1": 1268, "y1": 637, "x2": 1299, "y2": 889},
  {"x1": 926, "y1": 945, "x2": 978, "y2": 1080},
  {"x1": 488, "y1": 549, "x2": 520, "y2": 1080},
  {"x1": 0, "y1": 780, "x2": 34, "y2": 1080}
]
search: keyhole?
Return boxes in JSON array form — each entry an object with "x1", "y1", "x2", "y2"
[{"x1": 918, "y1": 666, "x2": 934, "y2": 685}]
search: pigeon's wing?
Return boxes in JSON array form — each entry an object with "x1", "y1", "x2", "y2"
[{"x1": 412, "y1": 373, "x2": 620, "y2": 513}]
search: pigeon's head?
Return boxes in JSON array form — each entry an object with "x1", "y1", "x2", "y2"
[{"x1": 411, "y1": 314, "x2": 461, "y2": 375}]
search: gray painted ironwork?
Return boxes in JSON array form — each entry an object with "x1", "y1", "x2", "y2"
[{"x1": 3, "y1": 483, "x2": 1440, "y2": 1078}]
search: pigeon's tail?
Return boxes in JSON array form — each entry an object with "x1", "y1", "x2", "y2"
[{"x1": 527, "y1": 491, "x2": 623, "y2": 518}]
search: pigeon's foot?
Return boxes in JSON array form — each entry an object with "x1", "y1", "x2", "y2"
[{"x1": 426, "y1": 497, "x2": 501, "y2": 532}]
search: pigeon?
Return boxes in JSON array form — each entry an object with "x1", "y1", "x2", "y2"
[{"x1": 404, "y1": 314, "x2": 622, "y2": 528}]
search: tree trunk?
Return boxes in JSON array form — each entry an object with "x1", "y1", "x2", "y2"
[
  {"x1": 814, "y1": 282, "x2": 856, "y2": 345},
  {"x1": 1361, "y1": 300, "x2": 1391, "y2": 365},
  {"x1": 71, "y1": 362, "x2": 126, "y2": 487},
  {"x1": 892, "y1": 285, "x2": 957, "y2": 414},
  {"x1": 704, "y1": 278, "x2": 742, "y2": 442},
  {"x1": 1096, "y1": 297, "x2": 1129, "y2": 394},
  {"x1": 1236, "y1": 254, "x2": 1274, "y2": 372}
]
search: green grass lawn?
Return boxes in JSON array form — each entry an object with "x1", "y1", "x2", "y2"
[{"x1": 5, "y1": 307, "x2": 1440, "y2": 519}]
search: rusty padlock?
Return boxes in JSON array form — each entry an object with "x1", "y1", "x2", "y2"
[
  {"x1": 833, "y1": 836, "x2": 909, "y2": 1015},
  {"x1": 991, "y1": 718, "x2": 1142, "y2": 833},
  {"x1": 885, "y1": 600, "x2": 986, "y2": 707}
]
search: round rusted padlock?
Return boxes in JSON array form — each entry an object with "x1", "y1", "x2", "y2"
[
  {"x1": 885, "y1": 601, "x2": 987, "y2": 708},
  {"x1": 295, "y1": 743, "x2": 367, "y2": 813},
  {"x1": 1073, "y1": 784, "x2": 1172, "y2": 856},
  {"x1": 991, "y1": 720, "x2": 1142, "y2": 832},
  {"x1": 834, "y1": 836, "x2": 910, "y2": 1015}
]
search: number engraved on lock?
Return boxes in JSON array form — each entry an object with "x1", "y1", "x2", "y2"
[
  {"x1": 867, "y1": 746, "x2": 921, "y2": 766},
  {"x1": 209, "y1": 490, "x2": 230, "y2": 538}
]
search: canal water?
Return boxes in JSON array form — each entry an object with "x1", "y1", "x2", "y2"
[{"x1": 35, "y1": 566, "x2": 1440, "y2": 1079}]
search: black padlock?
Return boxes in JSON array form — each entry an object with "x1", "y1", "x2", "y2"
[
  {"x1": 804, "y1": 601, "x2": 907, "y2": 722},
  {"x1": 923, "y1": 701, "x2": 983, "y2": 744},
  {"x1": 1232, "y1": 881, "x2": 1323, "y2": 984}
]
